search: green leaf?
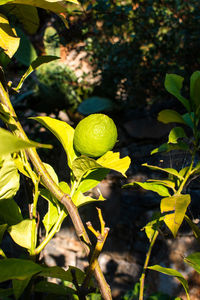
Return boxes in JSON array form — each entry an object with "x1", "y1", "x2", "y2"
[
  {"x1": 0, "y1": 154, "x2": 19, "y2": 200},
  {"x1": 15, "y1": 55, "x2": 60, "y2": 91},
  {"x1": 151, "y1": 141, "x2": 189, "y2": 155},
  {"x1": 42, "y1": 163, "x2": 59, "y2": 185},
  {"x1": 168, "y1": 127, "x2": 187, "y2": 144},
  {"x1": 8, "y1": 219, "x2": 36, "y2": 249},
  {"x1": 164, "y1": 74, "x2": 190, "y2": 111},
  {"x1": 72, "y1": 190, "x2": 105, "y2": 207},
  {"x1": 0, "y1": 258, "x2": 43, "y2": 282},
  {"x1": 0, "y1": 198, "x2": 23, "y2": 225},
  {"x1": 0, "y1": 128, "x2": 52, "y2": 155},
  {"x1": 14, "y1": 26, "x2": 37, "y2": 66},
  {"x1": 142, "y1": 163, "x2": 183, "y2": 179},
  {"x1": 3, "y1": 4, "x2": 39, "y2": 34},
  {"x1": 0, "y1": 0, "x2": 80, "y2": 13},
  {"x1": 76, "y1": 168, "x2": 109, "y2": 194},
  {"x1": 0, "y1": 288, "x2": 13, "y2": 297},
  {"x1": 158, "y1": 109, "x2": 187, "y2": 125},
  {"x1": 31, "y1": 116, "x2": 77, "y2": 169},
  {"x1": 42, "y1": 195, "x2": 59, "y2": 235},
  {"x1": 147, "y1": 179, "x2": 176, "y2": 190},
  {"x1": 97, "y1": 151, "x2": 131, "y2": 177},
  {"x1": 0, "y1": 13, "x2": 20, "y2": 58},
  {"x1": 123, "y1": 181, "x2": 170, "y2": 197},
  {"x1": 72, "y1": 156, "x2": 102, "y2": 181},
  {"x1": 38, "y1": 265, "x2": 86, "y2": 284},
  {"x1": 34, "y1": 281, "x2": 76, "y2": 296},
  {"x1": 148, "y1": 265, "x2": 190, "y2": 300},
  {"x1": 142, "y1": 213, "x2": 163, "y2": 242},
  {"x1": 12, "y1": 277, "x2": 31, "y2": 300},
  {"x1": 160, "y1": 194, "x2": 191, "y2": 237},
  {"x1": 184, "y1": 252, "x2": 200, "y2": 274},
  {"x1": 59, "y1": 181, "x2": 71, "y2": 195},
  {"x1": 182, "y1": 112, "x2": 194, "y2": 129},
  {"x1": 190, "y1": 71, "x2": 200, "y2": 109}
]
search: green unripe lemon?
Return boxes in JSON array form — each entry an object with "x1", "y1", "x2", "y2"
[{"x1": 73, "y1": 114, "x2": 118, "y2": 158}]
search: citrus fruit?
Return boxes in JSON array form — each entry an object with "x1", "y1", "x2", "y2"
[{"x1": 73, "y1": 114, "x2": 118, "y2": 158}]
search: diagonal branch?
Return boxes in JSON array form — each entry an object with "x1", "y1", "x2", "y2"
[{"x1": 0, "y1": 82, "x2": 112, "y2": 300}]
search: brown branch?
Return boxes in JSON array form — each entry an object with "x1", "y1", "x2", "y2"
[{"x1": 0, "y1": 82, "x2": 112, "y2": 300}]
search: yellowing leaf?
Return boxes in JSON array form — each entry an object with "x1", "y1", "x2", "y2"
[
  {"x1": 72, "y1": 190, "x2": 105, "y2": 207},
  {"x1": 97, "y1": 151, "x2": 131, "y2": 177},
  {"x1": 0, "y1": 13, "x2": 20, "y2": 58},
  {"x1": 31, "y1": 117, "x2": 77, "y2": 169},
  {"x1": 8, "y1": 219, "x2": 35, "y2": 249},
  {"x1": 161, "y1": 194, "x2": 191, "y2": 237},
  {"x1": 0, "y1": 128, "x2": 52, "y2": 155}
]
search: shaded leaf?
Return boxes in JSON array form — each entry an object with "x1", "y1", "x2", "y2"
[
  {"x1": 78, "y1": 97, "x2": 114, "y2": 115},
  {"x1": 0, "y1": 288, "x2": 13, "y2": 297},
  {"x1": 160, "y1": 194, "x2": 191, "y2": 237},
  {"x1": 182, "y1": 112, "x2": 194, "y2": 129},
  {"x1": 15, "y1": 55, "x2": 59, "y2": 91},
  {"x1": 0, "y1": 128, "x2": 52, "y2": 156},
  {"x1": 165, "y1": 74, "x2": 190, "y2": 111},
  {"x1": 4, "y1": 4, "x2": 39, "y2": 34},
  {"x1": 72, "y1": 156, "x2": 102, "y2": 181},
  {"x1": 0, "y1": 13, "x2": 20, "y2": 58},
  {"x1": 8, "y1": 219, "x2": 35, "y2": 249},
  {"x1": 190, "y1": 71, "x2": 200, "y2": 108},
  {"x1": 184, "y1": 215, "x2": 200, "y2": 240},
  {"x1": 148, "y1": 265, "x2": 190, "y2": 300},
  {"x1": 0, "y1": 224, "x2": 7, "y2": 244},
  {"x1": 0, "y1": 258, "x2": 43, "y2": 282},
  {"x1": 12, "y1": 277, "x2": 31, "y2": 300},
  {"x1": 31, "y1": 116, "x2": 77, "y2": 169},
  {"x1": 123, "y1": 181, "x2": 170, "y2": 197},
  {"x1": 151, "y1": 142, "x2": 189, "y2": 155},
  {"x1": 0, "y1": 198, "x2": 23, "y2": 225},
  {"x1": 0, "y1": 154, "x2": 19, "y2": 200},
  {"x1": 142, "y1": 213, "x2": 164, "y2": 242},
  {"x1": 34, "y1": 281, "x2": 76, "y2": 296},
  {"x1": 158, "y1": 109, "x2": 186, "y2": 125}
]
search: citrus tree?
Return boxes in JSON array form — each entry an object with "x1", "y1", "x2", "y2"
[{"x1": 0, "y1": 1, "x2": 131, "y2": 299}]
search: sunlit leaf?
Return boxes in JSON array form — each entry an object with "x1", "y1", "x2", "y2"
[
  {"x1": 0, "y1": 154, "x2": 19, "y2": 200},
  {"x1": 160, "y1": 194, "x2": 191, "y2": 237},
  {"x1": 168, "y1": 127, "x2": 187, "y2": 144},
  {"x1": 15, "y1": 55, "x2": 59, "y2": 90},
  {"x1": 184, "y1": 252, "x2": 200, "y2": 274},
  {"x1": 142, "y1": 163, "x2": 183, "y2": 179},
  {"x1": 142, "y1": 213, "x2": 164, "y2": 242},
  {"x1": 42, "y1": 163, "x2": 59, "y2": 185},
  {"x1": 72, "y1": 190, "x2": 105, "y2": 207},
  {"x1": 31, "y1": 117, "x2": 77, "y2": 169},
  {"x1": 148, "y1": 265, "x2": 190, "y2": 300},
  {"x1": 158, "y1": 109, "x2": 187, "y2": 125},
  {"x1": 0, "y1": 13, "x2": 20, "y2": 58},
  {"x1": 165, "y1": 74, "x2": 190, "y2": 111},
  {"x1": 97, "y1": 151, "x2": 131, "y2": 177},
  {"x1": 8, "y1": 219, "x2": 36, "y2": 249},
  {"x1": 42, "y1": 191, "x2": 59, "y2": 235},
  {"x1": 123, "y1": 181, "x2": 170, "y2": 197},
  {"x1": 0, "y1": 128, "x2": 52, "y2": 156},
  {"x1": 147, "y1": 179, "x2": 176, "y2": 190},
  {"x1": 72, "y1": 156, "x2": 102, "y2": 181}
]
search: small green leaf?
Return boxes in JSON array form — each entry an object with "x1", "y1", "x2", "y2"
[
  {"x1": 184, "y1": 252, "x2": 200, "y2": 274},
  {"x1": 184, "y1": 215, "x2": 200, "y2": 240},
  {"x1": 168, "y1": 127, "x2": 187, "y2": 144},
  {"x1": 148, "y1": 265, "x2": 190, "y2": 300},
  {"x1": 59, "y1": 181, "x2": 71, "y2": 195},
  {"x1": 72, "y1": 156, "x2": 102, "y2": 181},
  {"x1": 0, "y1": 128, "x2": 52, "y2": 156},
  {"x1": 0, "y1": 154, "x2": 19, "y2": 200},
  {"x1": 190, "y1": 71, "x2": 200, "y2": 109},
  {"x1": 142, "y1": 163, "x2": 183, "y2": 179},
  {"x1": 123, "y1": 182, "x2": 170, "y2": 197},
  {"x1": 0, "y1": 13, "x2": 20, "y2": 58},
  {"x1": 78, "y1": 97, "x2": 114, "y2": 115},
  {"x1": 42, "y1": 163, "x2": 59, "y2": 185},
  {"x1": 8, "y1": 219, "x2": 35, "y2": 249},
  {"x1": 34, "y1": 281, "x2": 76, "y2": 296},
  {"x1": 0, "y1": 198, "x2": 23, "y2": 225},
  {"x1": 151, "y1": 142, "x2": 189, "y2": 154},
  {"x1": 165, "y1": 74, "x2": 190, "y2": 111},
  {"x1": 0, "y1": 224, "x2": 7, "y2": 244},
  {"x1": 182, "y1": 113, "x2": 194, "y2": 129},
  {"x1": 0, "y1": 258, "x2": 43, "y2": 282},
  {"x1": 15, "y1": 55, "x2": 60, "y2": 91},
  {"x1": 31, "y1": 117, "x2": 77, "y2": 169},
  {"x1": 158, "y1": 109, "x2": 187, "y2": 125},
  {"x1": 142, "y1": 213, "x2": 163, "y2": 242},
  {"x1": 42, "y1": 198, "x2": 59, "y2": 235},
  {"x1": 160, "y1": 194, "x2": 191, "y2": 237},
  {"x1": 72, "y1": 191, "x2": 105, "y2": 207}
]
